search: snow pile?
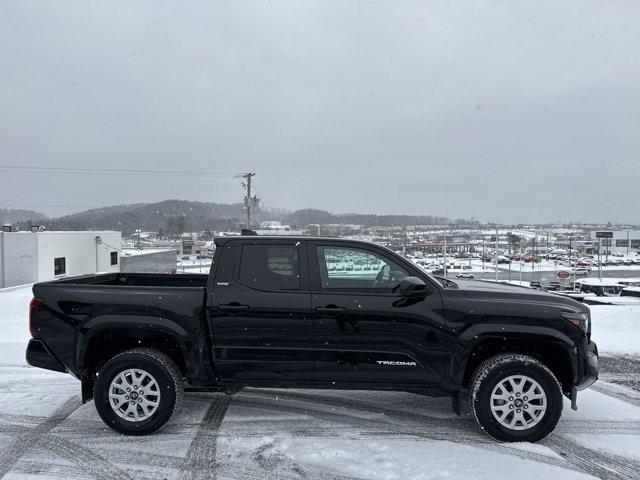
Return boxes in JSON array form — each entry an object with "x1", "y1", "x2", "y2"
[
  {"x1": 589, "y1": 304, "x2": 640, "y2": 355},
  {"x1": 0, "y1": 284, "x2": 33, "y2": 364}
]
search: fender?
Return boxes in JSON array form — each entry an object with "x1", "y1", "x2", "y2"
[
  {"x1": 448, "y1": 324, "x2": 578, "y2": 387},
  {"x1": 76, "y1": 313, "x2": 219, "y2": 386}
]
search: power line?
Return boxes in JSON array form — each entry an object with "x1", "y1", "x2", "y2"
[
  {"x1": 0, "y1": 204, "x2": 99, "y2": 209},
  {"x1": 0, "y1": 165, "x2": 237, "y2": 178}
]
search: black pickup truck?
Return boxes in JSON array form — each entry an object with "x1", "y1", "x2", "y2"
[{"x1": 26, "y1": 236, "x2": 598, "y2": 442}]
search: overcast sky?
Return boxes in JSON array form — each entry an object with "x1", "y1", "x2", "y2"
[{"x1": 1, "y1": 1, "x2": 638, "y2": 223}]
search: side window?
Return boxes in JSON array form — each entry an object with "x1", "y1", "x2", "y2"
[
  {"x1": 316, "y1": 246, "x2": 408, "y2": 293},
  {"x1": 110, "y1": 251, "x2": 118, "y2": 265},
  {"x1": 238, "y1": 244, "x2": 300, "y2": 291}
]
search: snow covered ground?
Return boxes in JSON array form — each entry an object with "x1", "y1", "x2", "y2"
[{"x1": 1, "y1": 284, "x2": 639, "y2": 479}]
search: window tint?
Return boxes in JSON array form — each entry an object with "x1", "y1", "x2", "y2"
[
  {"x1": 316, "y1": 246, "x2": 408, "y2": 293},
  {"x1": 238, "y1": 244, "x2": 300, "y2": 291},
  {"x1": 54, "y1": 257, "x2": 66, "y2": 276},
  {"x1": 110, "y1": 251, "x2": 118, "y2": 265}
]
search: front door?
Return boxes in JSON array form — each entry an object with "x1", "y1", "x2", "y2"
[
  {"x1": 309, "y1": 241, "x2": 446, "y2": 385},
  {"x1": 209, "y1": 239, "x2": 314, "y2": 382}
]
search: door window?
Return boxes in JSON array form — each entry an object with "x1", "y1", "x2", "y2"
[
  {"x1": 238, "y1": 244, "x2": 300, "y2": 291},
  {"x1": 316, "y1": 246, "x2": 408, "y2": 293}
]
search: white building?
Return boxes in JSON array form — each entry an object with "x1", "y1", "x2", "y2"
[
  {"x1": 590, "y1": 230, "x2": 640, "y2": 254},
  {"x1": 0, "y1": 230, "x2": 122, "y2": 288}
]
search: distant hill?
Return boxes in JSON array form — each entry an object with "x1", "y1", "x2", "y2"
[
  {"x1": 0, "y1": 208, "x2": 47, "y2": 225},
  {"x1": 284, "y1": 209, "x2": 455, "y2": 228},
  {"x1": 22, "y1": 200, "x2": 265, "y2": 235},
  {"x1": 13, "y1": 200, "x2": 463, "y2": 235}
]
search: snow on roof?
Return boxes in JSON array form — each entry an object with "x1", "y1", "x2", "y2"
[
  {"x1": 576, "y1": 278, "x2": 624, "y2": 286},
  {"x1": 121, "y1": 248, "x2": 174, "y2": 257}
]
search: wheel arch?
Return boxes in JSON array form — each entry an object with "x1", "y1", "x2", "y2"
[
  {"x1": 458, "y1": 334, "x2": 576, "y2": 395},
  {"x1": 80, "y1": 326, "x2": 189, "y2": 379}
]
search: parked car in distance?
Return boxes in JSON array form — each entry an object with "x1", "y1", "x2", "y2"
[
  {"x1": 431, "y1": 267, "x2": 445, "y2": 275},
  {"x1": 621, "y1": 287, "x2": 640, "y2": 298},
  {"x1": 530, "y1": 281, "x2": 543, "y2": 290},
  {"x1": 547, "y1": 281, "x2": 561, "y2": 291},
  {"x1": 456, "y1": 272, "x2": 475, "y2": 279},
  {"x1": 26, "y1": 235, "x2": 598, "y2": 443},
  {"x1": 573, "y1": 267, "x2": 589, "y2": 275}
]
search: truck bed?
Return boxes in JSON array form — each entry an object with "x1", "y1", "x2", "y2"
[{"x1": 37, "y1": 272, "x2": 208, "y2": 289}]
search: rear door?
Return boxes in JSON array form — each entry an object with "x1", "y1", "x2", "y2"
[
  {"x1": 309, "y1": 241, "x2": 447, "y2": 385},
  {"x1": 209, "y1": 239, "x2": 314, "y2": 382}
]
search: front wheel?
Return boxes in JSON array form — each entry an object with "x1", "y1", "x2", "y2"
[
  {"x1": 94, "y1": 348, "x2": 184, "y2": 435},
  {"x1": 470, "y1": 354, "x2": 563, "y2": 442}
]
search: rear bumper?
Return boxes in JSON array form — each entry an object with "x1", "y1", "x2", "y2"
[{"x1": 25, "y1": 339, "x2": 67, "y2": 373}]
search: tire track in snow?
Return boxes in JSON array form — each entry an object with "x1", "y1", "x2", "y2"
[
  {"x1": 544, "y1": 435, "x2": 640, "y2": 480},
  {"x1": 42, "y1": 436, "x2": 133, "y2": 480},
  {"x1": 0, "y1": 399, "x2": 133, "y2": 480},
  {"x1": 590, "y1": 382, "x2": 640, "y2": 407},
  {"x1": 0, "y1": 396, "x2": 81, "y2": 478},
  {"x1": 234, "y1": 392, "x2": 586, "y2": 475},
  {"x1": 179, "y1": 394, "x2": 233, "y2": 480}
]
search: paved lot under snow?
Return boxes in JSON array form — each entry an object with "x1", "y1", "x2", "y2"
[
  {"x1": 0, "y1": 359, "x2": 639, "y2": 480},
  {"x1": 1, "y1": 285, "x2": 639, "y2": 479}
]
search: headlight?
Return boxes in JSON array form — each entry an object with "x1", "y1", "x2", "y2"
[{"x1": 561, "y1": 311, "x2": 589, "y2": 333}]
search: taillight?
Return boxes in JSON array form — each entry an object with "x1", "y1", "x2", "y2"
[{"x1": 29, "y1": 297, "x2": 43, "y2": 338}]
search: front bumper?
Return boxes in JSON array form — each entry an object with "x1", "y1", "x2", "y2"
[
  {"x1": 570, "y1": 340, "x2": 598, "y2": 410},
  {"x1": 576, "y1": 340, "x2": 599, "y2": 390},
  {"x1": 26, "y1": 339, "x2": 67, "y2": 373}
]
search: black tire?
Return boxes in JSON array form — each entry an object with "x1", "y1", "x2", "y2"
[
  {"x1": 94, "y1": 348, "x2": 184, "y2": 435},
  {"x1": 470, "y1": 354, "x2": 563, "y2": 442}
]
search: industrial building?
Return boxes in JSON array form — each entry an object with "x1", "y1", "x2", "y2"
[
  {"x1": 0, "y1": 230, "x2": 122, "y2": 288},
  {"x1": 590, "y1": 230, "x2": 640, "y2": 253}
]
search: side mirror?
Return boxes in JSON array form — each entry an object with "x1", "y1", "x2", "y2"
[{"x1": 396, "y1": 276, "x2": 429, "y2": 298}]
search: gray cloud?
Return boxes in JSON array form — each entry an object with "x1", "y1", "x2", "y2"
[{"x1": 1, "y1": 0, "x2": 638, "y2": 223}]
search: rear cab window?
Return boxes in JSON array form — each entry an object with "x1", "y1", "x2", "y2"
[{"x1": 237, "y1": 243, "x2": 301, "y2": 291}]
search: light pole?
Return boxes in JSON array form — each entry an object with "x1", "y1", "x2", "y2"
[
  {"x1": 494, "y1": 226, "x2": 499, "y2": 281},
  {"x1": 443, "y1": 229, "x2": 448, "y2": 278}
]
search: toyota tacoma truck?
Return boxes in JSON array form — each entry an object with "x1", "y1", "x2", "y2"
[{"x1": 26, "y1": 235, "x2": 598, "y2": 442}]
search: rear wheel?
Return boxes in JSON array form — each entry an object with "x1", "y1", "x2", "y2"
[
  {"x1": 470, "y1": 354, "x2": 563, "y2": 442},
  {"x1": 94, "y1": 348, "x2": 183, "y2": 435}
]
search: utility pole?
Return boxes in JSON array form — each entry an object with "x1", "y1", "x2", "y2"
[
  {"x1": 546, "y1": 231, "x2": 549, "y2": 261},
  {"x1": 508, "y1": 238, "x2": 512, "y2": 282},
  {"x1": 598, "y1": 238, "x2": 603, "y2": 281},
  {"x1": 443, "y1": 229, "x2": 447, "y2": 277},
  {"x1": 569, "y1": 234, "x2": 573, "y2": 264},
  {"x1": 519, "y1": 239, "x2": 523, "y2": 285},
  {"x1": 532, "y1": 237, "x2": 536, "y2": 271},
  {"x1": 239, "y1": 172, "x2": 256, "y2": 229},
  {"x1": 494, "y1": 226, "x2": 499, "y2": 281}
]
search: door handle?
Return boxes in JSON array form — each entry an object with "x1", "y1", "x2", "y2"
[
  {"x1": 315, "y1": 306, "x2": 346, "y2": 315},
  {"x1": 217, "y1": 303, "x2": 249, "y2": 312}
]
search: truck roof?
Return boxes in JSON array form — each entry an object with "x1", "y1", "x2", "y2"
[{"x1": 213, "y1": 235, "x2": 378, "y2": 247}]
